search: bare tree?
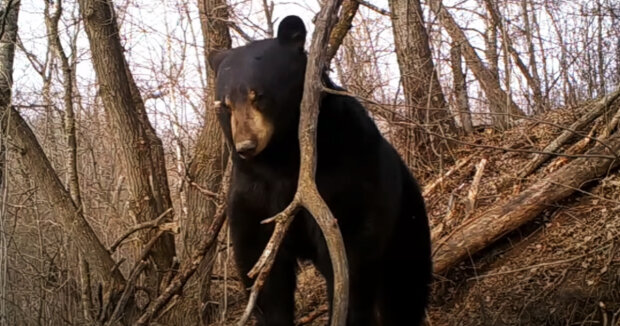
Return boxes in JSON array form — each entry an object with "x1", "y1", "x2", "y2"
[
  {"x1": 388, "y1": 0, "x2": 455, "y2": 167},
  {"x1": 596, "y1": 0, "x2": 606, "y2": 96},
  {"x1": 427, "y1": 0, "x2": 525, "y2": 127},
  {"x1": 185, "y1": 0, "x2": 232, "y2": 323},
  {"x1": 521, "y1": 0, "x2": 544, "y2": 112},
  {"x1": 482, "y1": 0, "x2": 505, "y2": 126},
  {"x1": 450, "y1": 41, "x2": 473, "y2": 134},
  {"x1": 77, "y1": 0, "x2": 177, "y2": 288},
  {"x1": 1, "y1": 3, "x2": 128, "y2": 324},
  {"x1": 484, "y1": 0, "x2": 545, "y2": 114}
]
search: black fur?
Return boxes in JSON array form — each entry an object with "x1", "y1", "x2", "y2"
[{"x1": 208, "y1": 15, "x2": 432, "y2": 326}]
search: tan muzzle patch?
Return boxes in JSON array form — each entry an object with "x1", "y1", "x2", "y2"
[{"x1": 227, "y1": 93, "x2": 274, "y2": 159}]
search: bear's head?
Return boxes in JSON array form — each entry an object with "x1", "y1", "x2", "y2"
[{"x1": 208, "y1": 15, "x2": 308, "y2": 160}]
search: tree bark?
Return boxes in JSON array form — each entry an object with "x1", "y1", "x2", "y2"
[
  {"x1": 433, "y1": 131, "x2": 620, "y2": 274},
  {"x1": 482, "y1": 3, "x2": 507, "y2": 127},
  {"x1": 77, "y1": 0, "x2": 176, "y2": 280},
  {"x1": 0, "y1": 0, "x2": 127, "y2": 317},
  {"x1": 427, "y1": 0, "x2": 525, "y2": 123},
  {"x1": 596, "y1": 0, "x2": 605, "y2": 96},
  {"x1": 187, "y1": 0, "x2": 232, "y2": 323},
  {"x1": 485, "y1": 0, "x2": 545, "y2": 114},
  {"x1": 450, "y1": 41, "x2": 473, "y2": 133},
  {"x1": 45, "y1": 0, "x2": 81, "y2": 208},
  {"x1": 186, "y1": 0, "x2": 231, "y2": 254},
  {"x1": 326, "y1": 0, "x2": 359, "y2": 63},
  {"x1": 520, "y1": 0, "x2": 544, "y2": 112},
  {"x1": 387, "y1": 0, "x2": 455, "y2": 167}
]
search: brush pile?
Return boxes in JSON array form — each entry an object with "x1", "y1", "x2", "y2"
[{"x1": 208, "y1": 88, "x2": 620, "y2": 325}]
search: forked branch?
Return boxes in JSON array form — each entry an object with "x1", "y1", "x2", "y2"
[
  {"x1": 135, "y1": 158, "x2": 232, "y2": 325},
  {"x1": 236, "y1": 1, "x2": 349, "y2": 325}
]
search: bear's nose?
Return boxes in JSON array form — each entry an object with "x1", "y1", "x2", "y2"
[{"x1": 235, "y1": 140, "x2": 257, "y2": 158}]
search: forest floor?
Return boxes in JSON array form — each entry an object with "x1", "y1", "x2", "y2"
[{"x1": 205, "y1": 98, "x2": 620, "y2": 326}]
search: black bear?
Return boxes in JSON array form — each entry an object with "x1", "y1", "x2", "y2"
[{"x1": 207, "y1": 15, "x2": 432, "y2": 326}]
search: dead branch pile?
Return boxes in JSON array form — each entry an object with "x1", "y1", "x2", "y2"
[
  {"x1": 420, "y1": 88, "x2": 620, "y2": 325},
  {"x1": 205, "y1": 89, "x2": 620, "y2": 326}
]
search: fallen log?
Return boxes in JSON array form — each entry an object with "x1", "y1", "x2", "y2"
[
  {"x1": 432, "y1": 132, "x2": 620, "y2": 274},
  {"x1": 518, "y1": 87, "x2": 620, "y2": 178}
]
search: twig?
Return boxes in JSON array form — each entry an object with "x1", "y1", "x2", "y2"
[
  {"x1": 467, "y1": 242, "x2": 614, "y2": 281},
  {"x1": 109, "y1": 207, "x2": 173, "y2": 253},
  {"x1": 136, "y1": 159, "x2": 232, "y2": 325},
  {"x1": 229, "y1": 22, "x2": 254, "y2": 42},
  {"x1": 188, "y1": 179, "x2": 218, "y2": 198},
  {"x1": 237, "y1": 199, "x2": 300, "y2": 325},
  {"x1": 355, "y1": 0, "x2": 390, "y2": 16},
  {"x1": 466, "y1": 158, "x2": 487, "y2": 213},
  {"x1": 423, "y1": 154, "x2": 474, "y2": 197},
  {"x1": 296, "y1": 305, "x2": 329, "y2": 325},
  {"x1": 135, "y1": 230, "x2": 168, "y2": 271},
  {"x1": 322, "y1": 87, "x2": 618, "y2": 160},
  {"x1": 105, "y1": 260, "x2": 148, "y2": 326}
]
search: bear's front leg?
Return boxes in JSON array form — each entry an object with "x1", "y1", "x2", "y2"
[{"x1": 227, "y1": 194, "x2": 298, "y2": 326}]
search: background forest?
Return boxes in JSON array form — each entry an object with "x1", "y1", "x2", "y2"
[{"x1": 1, "y1": 0, "x2": 619, "y2": 325}]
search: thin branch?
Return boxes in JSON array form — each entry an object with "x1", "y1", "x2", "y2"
[
  {"x1": 105, "y1": 260, "x2": 148, "y2": 326},
  {"x1": 188, "y1": 179, "x2": 218, "y2": 198},
  {"x1": 229, "y1": 22, "x2": 254, "y2": 42},
  {"x1": 109, "y1": 208, "x2": 173, "y2": 253},
  {"x1": 135, "y1": 159, "x2": 232, "y2": 325},
  {"x1": 323, "y1": 86, "x2": 619, "y2": 160},
  {"x1": 355, "y1": 0, "x2": 390, "y2": 16},
  {"x1": 237, "y1": 199, "x2": 301, "y2": 325}
]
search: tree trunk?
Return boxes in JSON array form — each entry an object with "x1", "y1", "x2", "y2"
[
  {"x1": 521, "y1": 0, "x2": 544, "y2": 113},
  {"x1": 545, "y1": 5, "x2": 575, "y2": 106},
  {"x1": 482, "y1": 4, "x2": 506, "y2": 127},
  {"x1": 326, "y1": 0, "x2": 359, "y2": 63},
  {"x1": 387, "y1": 0, "x2": 455, "y2": 167},
  {"x1": 0, "y1": 1, "x2": 128, "y2": 319},
  {"x1": 77, "y1": 0, "x2": 176, "y2": 283},
  {"x1": 485, "y1": 0, "x2": 545, "y2": 114},
  {"x1": 450, "y1": 41, "x2": 473, "y2": 133},
  {"x1": 531, "y1": 5, "x2": 550, "y2": 102},
  {"x1": 596, "y1": 0, "x2": 605, "y2": 96},
  {"x1": 45, "y1": 2, "x2": 93, "y2": 320},
  {"x1": 427, "y1": 0, "x2": 525, "y2": 124},
  {"x1": 518, "y1": 88, "x2": 620, "y2": 178},
  {"x1": 433, "y1": 131, "x2": 620, "y2": 274},
  {"x1": 45, "y1": 0, "x2": 81, "y2": 208},
  {"x1": 186, "y1": 0, "x2": 232, "y2": 323}
]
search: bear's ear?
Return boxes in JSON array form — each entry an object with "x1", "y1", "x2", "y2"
[
  {"x1": 277, "y1": 15, "x2": 306, "y2": 47},
  {"x1": 207, "y1": 49, "x2": 229, "y2": 73}
]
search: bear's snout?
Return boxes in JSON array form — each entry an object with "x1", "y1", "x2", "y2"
[{"x1": 235, "y1": 140, "x2": 257, "y2": 159}]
